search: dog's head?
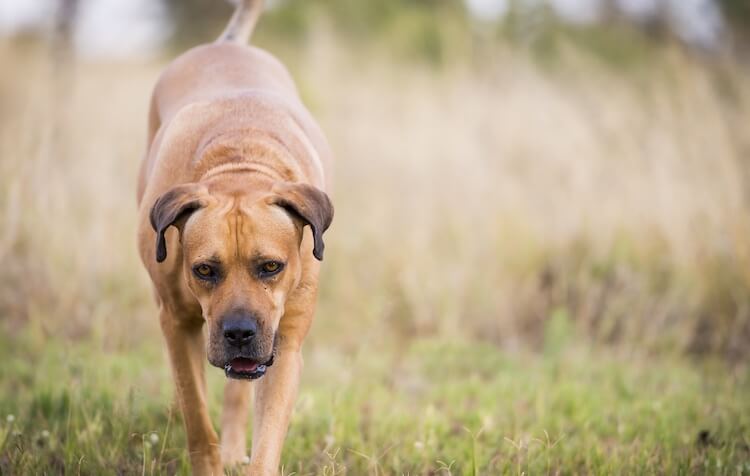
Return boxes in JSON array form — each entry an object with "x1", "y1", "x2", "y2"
[{"x1": 149, "y1": 178, "x2": 333, "y2": 379}]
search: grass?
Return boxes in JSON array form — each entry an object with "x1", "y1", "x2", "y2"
[
  {"x1": 2, "y1": 15, "x2": 750, "y2": 475},
  {"x1": 1, "y1": 329, "x2": 748, "y2": 475}
]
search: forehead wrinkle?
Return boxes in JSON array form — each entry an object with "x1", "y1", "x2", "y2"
[
  {"x1": 215, "y1": 196, "x2": 235, "y2": 215},
  {"x1": 240, "y1": 201, "x2": 298, "y2": 259},
  {"x1": 234, "y1": 210, "x2": 241, "y2": 259},
  {"x1": 214, "y1": 195, "x2": 240, "y2": 262},
  {"x1": 240, "y1": 205, "x2": 262, "y2": 260},
  {"x1": 223, "y1": 198, "x2": 245, "y2": 260},
  {"x1": 229, "y1": 198, "x2": 257, "y2": 262}
]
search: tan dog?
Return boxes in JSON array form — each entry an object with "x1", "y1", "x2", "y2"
[{"x1": 136, "y1": 1, "x2": 333, "y2": 474}]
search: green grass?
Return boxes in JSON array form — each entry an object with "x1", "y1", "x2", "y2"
[
  {"x1": 1, "y1": 330, "x2": 748, "y2": 475},
  {"x1": 3, "y1": 20, "x2": 750, "y2": 476}
]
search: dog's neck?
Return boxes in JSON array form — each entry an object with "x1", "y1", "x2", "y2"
[{"x1": 194, "y1": 128, "x2": 307, "y2": 184}]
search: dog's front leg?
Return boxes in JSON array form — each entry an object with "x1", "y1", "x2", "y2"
[
  {"x1": 248, "y1": 344, "x2": 303, "y2": 475},
  {"x1": 221, "y1": 379, "x2": 253, "y2": 465},
  {"x1": 160, "y1": 311, "x2": 222, "y2": 476}
]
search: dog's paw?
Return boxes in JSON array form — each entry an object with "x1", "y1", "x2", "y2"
[
  {"x1": 221, "y1": 447, "x2": 250, "y2": 466},
  {"x1": 223, "y1": 455, "x2": 252, "y2": 476},
  {"x1": 245, "y1": 462, "x2": 278, "y2": 476}
]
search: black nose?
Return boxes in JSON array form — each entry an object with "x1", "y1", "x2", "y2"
[{"x1": 222, "y1": 316, "x2": 258, "y2": 347}]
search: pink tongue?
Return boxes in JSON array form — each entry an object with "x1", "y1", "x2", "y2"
[{"x1": 231, "y1": 358, "x2": 258, "y2": 372}]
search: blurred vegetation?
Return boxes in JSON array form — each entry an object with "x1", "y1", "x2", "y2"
[
  {"x1": 159, "y1": 0, "x2": 750, "y2": 65},
  {"x1": 2, "y1": 0, "x2": 750, "y2": 360},
  {"x1": 2, "y1": 0, "x2": 750, "y2": 472},
  {"x1": 163, "y1": 0, "x2": 471, "y2": 65},
  {"x1": 720, "y1": 0, "x2": 750, "y2": 45}
]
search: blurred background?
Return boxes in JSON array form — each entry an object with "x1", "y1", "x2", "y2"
[
  {"x1": 3, "y1": 0, "x2": 750, "y2": 360},
  {"x1": 1, "y1": 0, "x2": 750, "y2": 474}
]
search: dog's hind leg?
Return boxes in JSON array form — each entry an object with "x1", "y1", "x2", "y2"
[{"x1": 220, "y1": 379, "x2": 253, "y2": 466}]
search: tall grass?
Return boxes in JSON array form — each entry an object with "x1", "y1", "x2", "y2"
[{"x1": 1, "y1": 27, "x2": 750, "y2": 360}]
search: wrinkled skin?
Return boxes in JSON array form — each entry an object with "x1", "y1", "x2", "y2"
[{"x1": 179, "y1": 184, "x2": 304, "y2": 369}]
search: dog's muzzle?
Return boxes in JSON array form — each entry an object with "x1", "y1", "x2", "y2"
[
  {"x1": 224, "y1": 354, "x2": 275, "y2": 380},
  {"x1": 219, "y1": 312, "x2": 273, "y2": 379}
]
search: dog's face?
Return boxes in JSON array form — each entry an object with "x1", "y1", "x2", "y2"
[
  {"x1": 182, "y1": 194, "x2": 300, "y2": 378},
  {"x1": 150, "y1": 179, "x2": 333, "y2": 379}
]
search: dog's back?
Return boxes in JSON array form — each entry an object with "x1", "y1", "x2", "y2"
[
  {"x1": 137, "y1": 0, "x2": 332, "y2": 203},
  {"x1": 152, "y1": 43, "x2": 298, "y2": 132}
]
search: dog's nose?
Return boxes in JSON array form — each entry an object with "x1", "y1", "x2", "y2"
[{"x1": 222, "y1": 317, "x2": 257, "y2": 347}]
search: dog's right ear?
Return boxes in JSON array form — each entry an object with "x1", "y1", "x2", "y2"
[{"x1": 149, "y1": 183, "x2": 209, "y2": 263}]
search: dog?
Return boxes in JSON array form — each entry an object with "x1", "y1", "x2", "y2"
[{"x1": 136, "y1": 1, "x2": 333, "y2": 474}]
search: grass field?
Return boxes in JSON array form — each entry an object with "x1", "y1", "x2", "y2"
[
  {"x1": 2, "y1": 329, "x2": 748, "y2": 474},
  {"x1": 2, "y1": 17, "x2": 750, "y2": 475}
]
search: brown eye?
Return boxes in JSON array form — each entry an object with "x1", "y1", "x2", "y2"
[
  {"x1": 193, "y1": 264, "x2": 216, "y2": 280},
  {"x1": 259, "y1": 261, "x2": 284, "y2": 276},
  {"x1": 197, "y1": 265, "x2": 211, "y2": 275}
]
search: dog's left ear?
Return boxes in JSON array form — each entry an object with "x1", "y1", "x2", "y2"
[
  {"x1": 149, "y1": 183, "x2": 209, "y2": 263},
  {"x1": 271, "y1": 182, "x2": 334, "y2": 261}
]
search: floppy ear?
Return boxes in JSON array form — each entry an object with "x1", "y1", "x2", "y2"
[
  {"x1": 271, "y1": 182, "x2": 334, "y2": 261},
  {"x1": 149, "y1": 183, "x2": 208, "y2": 263}
]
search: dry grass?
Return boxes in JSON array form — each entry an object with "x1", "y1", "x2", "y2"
[
  {"x1": 2, "y1": 32, "x2": 750, "y2": 359},
  {"x1": 2, "y1": 25, "x2": 750, "y2": 474}
]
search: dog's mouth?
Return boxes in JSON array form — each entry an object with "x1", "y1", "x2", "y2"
[{"x1": 224, "y1": 355, "x2": 275, "y2": 380}]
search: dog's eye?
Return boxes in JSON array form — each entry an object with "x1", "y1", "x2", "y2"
[
  {"x1": 193, "y1": 264, "x2": 216, "y2": 280},
  {"x1": 259, "y1": 261, "x2": 284, "y2": 276}
]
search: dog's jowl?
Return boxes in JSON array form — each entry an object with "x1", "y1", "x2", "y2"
[{"x1": 135, "y1": 1, "x2": 333, "y2": 474}]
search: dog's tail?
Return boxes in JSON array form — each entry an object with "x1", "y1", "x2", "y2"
[{"x1": 217, "y1": 0, "x2": 264, "y2": 44}]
